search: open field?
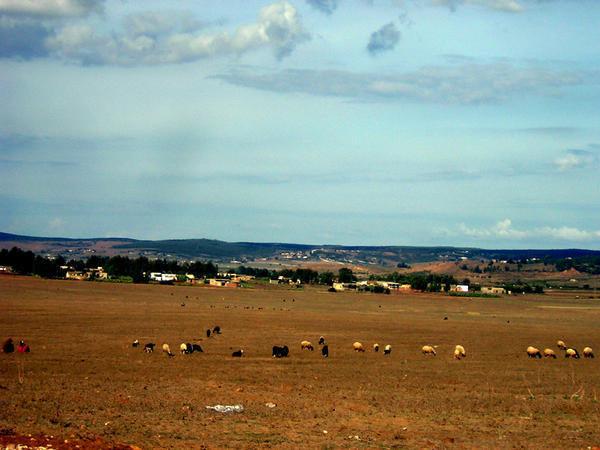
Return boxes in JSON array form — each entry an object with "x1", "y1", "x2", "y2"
[{"x1": 1, "y1": 275, "x2": 600, "y2": 448}]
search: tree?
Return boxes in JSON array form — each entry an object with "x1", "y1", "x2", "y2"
[
  {"x1": 318, "y1": 271, "x2": 334, "y2": 286},
  {"x1": 338, "y1": 268, "x2": 356, "y2": 283}
]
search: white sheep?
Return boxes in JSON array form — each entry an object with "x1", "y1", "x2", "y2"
[
  {"x1": 353, "y1": 342, "x2": 365, "y2": 352},
  {"x1": 301, "y1": 340, "x2": 314, "y2": 351},
  {"x1": 383, "y1": 344, "x2": 391, "y2": 355},
  {"x1": 422, "y1": 345, "x2": 436, "y2": 356},
  {"x1": 543, "y1": 348, "x2": 556, "y2": 359},
  {"x1": 557, "y1": 340, "x2": 567, "y2": 350},
  {"x1": 162, "y1": 343, "x2": 174, "y2": 357},
  {"x1": 526, "y1": 346, "x2": 541, "y2": 358},
  {"x1": 583, "y1": 347, "x2": 594, "y2": 358},
  {"x1": 565, "y1": 348, "x2": 580, "y2": 358},
  {"x1": 373, "y1": 343, "x2": 379, "y2": 352},
  {"x1": 454, "y1": 345, "x2": 466, "y2": 360}
]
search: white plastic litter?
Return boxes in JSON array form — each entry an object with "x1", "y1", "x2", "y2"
[{"x1": 205, "y1": 404, "x2": 244, "y2": 413}]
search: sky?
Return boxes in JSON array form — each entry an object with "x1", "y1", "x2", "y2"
[{"x1": 1, "y1": 0, "x2": 599, "y2": 249}]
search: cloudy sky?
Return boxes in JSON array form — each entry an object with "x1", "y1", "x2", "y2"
[{"x1": 1, "y1": 0, "x2": 599, "y2": 249}]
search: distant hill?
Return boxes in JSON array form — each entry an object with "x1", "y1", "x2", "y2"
[{"x1": 1, "y1": 231, "x2": 599, "y2": 268}]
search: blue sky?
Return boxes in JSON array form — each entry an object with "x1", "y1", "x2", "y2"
[{"x1": 1, "y1": 0, "x2": 599, "y2": 249}]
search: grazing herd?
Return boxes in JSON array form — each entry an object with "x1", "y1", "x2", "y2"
[
  {"x1": 527, "y1": 340, "x2": 593, "y2": 359},
  {"x1": 129, "y1": 333, "x2": 595, "y2": 363}
]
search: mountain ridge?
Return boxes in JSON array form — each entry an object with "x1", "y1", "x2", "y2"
[{"x1": 2, "y1": 231, "x2": 599, "y2": 267}]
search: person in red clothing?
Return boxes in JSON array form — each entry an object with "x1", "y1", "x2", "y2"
[{"x1": 17, "y1": 340, "x2": 30, "y2": 353}]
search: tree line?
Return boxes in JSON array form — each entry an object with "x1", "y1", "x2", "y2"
[
  {"x1": 0, "y1": 247, "x2": 356, "y2": 286},
  {"x1": 0, "y1": 247, "x2": 218, "y2": 282}
]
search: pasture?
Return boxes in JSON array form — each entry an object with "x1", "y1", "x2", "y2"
[{"x1": 1, "y1": 275, "x2": 599, "y2": 448}]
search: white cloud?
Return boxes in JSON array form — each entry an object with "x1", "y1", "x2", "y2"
[
  {"x1": 456, "y1": 219, "x2": 600, "y2": 242},
  {"x1": 44, "y1": 1, "x2": 310, "y2": 65},
  {"x1": 434, "y1": 0, "x2": 524, "y2": 13},
  {"x1": 46, "y1": 24, "x2": 95, "y2": 51},
  {"x1": 0, "y1": 0, "x2": 102, "y2": 18},
  {"x1": 554, "y1": 149, "x2": 597, "y2": 172},
  {"x1": 49, "y1": 217, "x2": 64, "y2": 230},
  {"x1": 216, "y1": 63, "x2": 586, "y2": 105},
  {"x1": 123, "y1": 11, "x2": 206, "y2": 37}
]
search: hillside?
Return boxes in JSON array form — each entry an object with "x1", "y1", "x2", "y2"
[{"x1": 1, "y1": 232, "x2": 599, "y2": 270}]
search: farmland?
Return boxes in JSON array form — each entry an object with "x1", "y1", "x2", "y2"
[{"x1": 1, "y1": 275, "x2": 599, "y2": 448}]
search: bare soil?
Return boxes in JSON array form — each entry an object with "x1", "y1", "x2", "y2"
[{"x1": 1, "y1": 275, "x2": 600, "y2": 448}]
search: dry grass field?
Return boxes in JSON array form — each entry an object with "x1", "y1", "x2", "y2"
[{"x1": 1, "y1": 275, "x2": 600, "y2": 448}]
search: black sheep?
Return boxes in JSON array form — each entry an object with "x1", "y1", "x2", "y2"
[
  {"x1": 232, "y1": 349, "x2": 243, "y2": 357},
  {"x1": 144, "y1": 343, "x2": 155, "y2": 353},
  {"x1": 322, "y1": 345, "x2": 329, "y2": 357},
  {"x1": 192, "y1": 344, "x2": 203, "y2": 353},
  {"x1": 272, "y1": 345, "x2": 289, "y2": 358}
]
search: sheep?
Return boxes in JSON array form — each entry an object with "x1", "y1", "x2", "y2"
[
  {"x1": 422, "y1": 345, "x2": 436, "y2": 356},
  {"x1": 232, "y1": 349, "x2": 243, "y2": 357},
  {"x1": 162, "y1": 343, "x2": 174, "y2": 357},
  {"x1": 583, "y1": 347, "x2": 594, "y2": 358},
  {"x1": 384, "y1": 344, "x2": 391, "y2": 355},
  {"x1": 557, "y1": 340, "x2": 567, "y2": 350},
  {"x1": 17, "y1": 341, "x2": 30, "y2": 354},
  {"x1": 132, "y1": 339, "x2": 139, "y2": 347},
  {"x1": 2, "y1": 338, "x2": 14, "y2": 354},
  {"x1": 543, "y1": 348, "x2": 556, "y2": 359},
  {"x1": 206, "y1": 329, "x2": 211, "y2": 338},
  {"x1": 301, "y1": 340, "x2": 314, "y2": 351},
  {"x1": 272, "y1": 345, "x2": 289, "y2": 358},
  {"x1": 144, "y1": 343, "x2": 155, "y2": 353},
  {"x1": 565, "y1": 348, "x2": 580, "y2": 359},
  {"x1": 353, "y1": 342, "x2": 365, "y2": 352},
  {"x1": 526, "y1": 346, "x2": 542, "y2": 358},
  {"x1": 373, "y1": 343, "x2": 379, "y2": 352},
  {"x1": 213, "y1": 326, "x2": 221, "y2": 334},
  {"x1": 180, "y1": 343, "x2": 190, "y2": 354},
  {"x1": 318, "y1": 336, "x2": 325, "y2": 345},
  {"x1": 454, "y1": 345, "x2": 466, "y2": 360},
  {"x1": 192, "y1": 344, "x2": 203, "y2": 353},
  {"x1": 322, "y1": 345, "x2": 329, "y2": 357}
]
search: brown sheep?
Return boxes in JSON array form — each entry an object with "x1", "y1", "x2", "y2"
[{"x1": 526, "y1": 346, "x2": 542, "y2": 358}]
